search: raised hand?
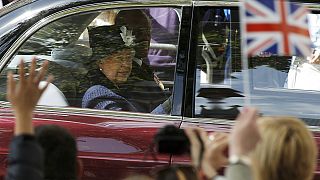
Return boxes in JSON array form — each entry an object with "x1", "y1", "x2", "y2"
[
  {"x1": 229, "y1": 107, "x2": 260, "y2": 156},
  {"x1": 185, "y1": 128, "x2": 228, "y2": 179},
  {"x1": 7, "y1": 58, "x2": 53, "y2": 135}
]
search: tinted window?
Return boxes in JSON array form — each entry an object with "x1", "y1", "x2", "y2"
[
  {"x1": 194, "y1": 7, "x2": 243, "y2": 119},
  {"x1": 0, "y1": 8, "x2": 181, "y2": 115},
  {"x1": 194, "y1": 7, "x2": 320, "y2": 126}
]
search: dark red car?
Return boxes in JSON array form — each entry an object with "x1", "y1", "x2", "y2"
[{"x1": 0, "y1": 0, "x2": 319, "y2": 179}]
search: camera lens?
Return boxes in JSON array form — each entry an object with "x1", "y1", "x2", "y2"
[{"x1": 154, "y1": 125, "x2": 190, "y2": 155}]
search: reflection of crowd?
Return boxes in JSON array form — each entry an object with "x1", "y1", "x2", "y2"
[
  {"x1": 309, "y1": 48, "x2": 320, "y2": 64},
  {"x1": 5, "y1": 60, "x2": 318, "y2": 180}
]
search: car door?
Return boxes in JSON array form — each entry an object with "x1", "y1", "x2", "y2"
[
  {"x1": 0, "y1": 0, "x2": 192, "y2": 179},
  {"x1": 173, "y1": 1, "x2": 320, "y2": 179}
]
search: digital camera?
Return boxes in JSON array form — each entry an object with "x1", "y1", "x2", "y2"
[{"x1": 153, "y1": 125, "x2": 190, "y2": 155}]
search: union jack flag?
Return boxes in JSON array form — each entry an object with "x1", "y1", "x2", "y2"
[{"x1": 242, "y1": 0, "x2": 312, "y2": 57}]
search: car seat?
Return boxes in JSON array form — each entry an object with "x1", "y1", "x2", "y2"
[
  {"x1": 49, "y1": 44, "x2": 92, "y2": 107},
  {"x1": 38, "y1": 81, "x2": 68, "y2": 107}
]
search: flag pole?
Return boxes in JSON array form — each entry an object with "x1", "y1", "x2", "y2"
[{"x1": 240, "y1": 0, "x2": 251, "y2": 106}]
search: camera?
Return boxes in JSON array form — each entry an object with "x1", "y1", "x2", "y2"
[{"x1": 153, "y1": 125, "x2": 190, "y2": 155}]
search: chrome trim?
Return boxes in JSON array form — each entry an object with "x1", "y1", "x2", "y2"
[
  {"x1": 0, "y1": 0, "x2": 190, "y2": 69},
  {"x1": 304, "y1": 3, "x2": 320, "y2": 11},
  {"x1": 0, "y1": 101, "x2": 181, "y2": 122},
  {"x1": 0, "y1": 1, "x2": 189, "y2": 121},
  {"x1": 150, "y1": 43, "x2": 177, "y2": 51},
  {"x1": 183, "y1": 117, "x2": 320, "y2": 132},
  {"x1": 194, "y1": 1, "x2": 320, "y2": 10},
  {"x1": 0, "y1": 0, "x2": 33, "y2": 17},
  {"x1": 194, "y1": 1, "x2": 239, "y2": 7}
]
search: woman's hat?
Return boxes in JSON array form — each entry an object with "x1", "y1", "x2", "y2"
[{"x1": 88, "y1": 25, "x2": 135, "y2": 59}]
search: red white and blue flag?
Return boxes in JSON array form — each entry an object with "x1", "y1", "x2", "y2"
[{"x1": 242, "y1": 0, "x2": 312, "y2": 57}]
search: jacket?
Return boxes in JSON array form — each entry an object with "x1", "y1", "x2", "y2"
[{"x1": 5, "y1": 135, "x2": 44, "y2": 180}]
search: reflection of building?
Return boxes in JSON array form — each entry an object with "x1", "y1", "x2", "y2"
[
  {"x1": 146, "y1": 8, "x2": 180, "y2": 80},
  {"x1": 0, "y1": 0, "x2": 14, "y2": 8},
  {"x1": 284, "y1": 15, "x2": 320, "y2": 91},
  {"x1": 308, "y1": 14, "x2": 320, "y2": 50}
]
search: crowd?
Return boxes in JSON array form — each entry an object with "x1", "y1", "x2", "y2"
[{"x1": 4, "y1": 58, "x2": 318, "y2": 180}]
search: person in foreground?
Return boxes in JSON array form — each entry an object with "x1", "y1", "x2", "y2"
[
  {"x1": 6, "y1": 59, "x2": 81, "y2": 180},
  {"x1": 186, "y1": 108, "x2": 259, "y2": 180},
  {"x1": 252, "y1": 116, "x2": 317, "y2": 180},
  {"x1": 35, "y1": 124, "x2": 79, "y2": 180},
  {"x1": 5, "y1": 58, "x2": 53, "y2": 180},
  {"x1": 186, "y1": 108, "x2": 318, "y2": 180}
]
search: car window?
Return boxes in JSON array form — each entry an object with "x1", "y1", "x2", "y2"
[
  {"x1": 193, "y1": 7, "x2": 242, "y2": 119},
  {"x1": 0, "y1": 7, "x2": 181, "y2": 115},
  {"x1": 193, "y1": 7, "x2": 320, "y2": 126}
]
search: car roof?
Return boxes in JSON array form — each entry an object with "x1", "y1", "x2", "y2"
[
  {"x1": 0, "y1": 0, "x2": 192, "y2": 17},
  {"x1": 1, "y1": 0, "x2": 318, "y2": 17}
]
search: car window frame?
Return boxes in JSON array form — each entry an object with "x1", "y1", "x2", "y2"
[
  {"x1": 184, "y1": 2, "x2": 240, "y2": 118},
  {"x1": 187, "y1": 2, "x2": 320, "y2": 123},
  {"x1": 0, "y1": 0, "x2": 192, "y2": 119}
]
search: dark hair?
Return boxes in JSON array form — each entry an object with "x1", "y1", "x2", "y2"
[
  {"x1": 115, "y1": 10, "x2": 151, "y2": 60},
  {"x1": 35, "y1": 125, "x2": 77, "y2": 180}
]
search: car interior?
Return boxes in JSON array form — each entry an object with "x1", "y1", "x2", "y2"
[{"x1": 0, "y1": 8, "x2": 181, "y2": 115}]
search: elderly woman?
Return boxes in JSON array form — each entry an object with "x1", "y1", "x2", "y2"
[
  {"x1": 82, "y1": 9, "x2": 171, "y2": 113},
  {"x1": 82, "y1": 25, "x2": 139, "y2": 111}
]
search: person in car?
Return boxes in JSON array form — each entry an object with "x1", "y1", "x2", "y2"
[
  {"x1": 115, "y1": 10, "x2": 170, "y2": 113},
  {"x1": 82, "y1": 25, "x2": 139, "y2": 112},
  {"x1": 83, "y1": 20, "x2": 170, "y2": 114}
]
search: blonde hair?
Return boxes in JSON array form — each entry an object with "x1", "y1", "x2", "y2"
[
  {"x1": 252, "y1": 117, "x2": 317, "y2": 180},
  {"x1": 123, "y1": 174, "x2": 153, "y2": 180}
]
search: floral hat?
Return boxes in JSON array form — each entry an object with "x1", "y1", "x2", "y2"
[{"x1": 88, "y1": 25, "x2": 135, "y2": 60}]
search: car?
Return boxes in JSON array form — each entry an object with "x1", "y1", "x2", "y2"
[{"x1": 0, "y1": 0, "x2": 319, "y2": 179}]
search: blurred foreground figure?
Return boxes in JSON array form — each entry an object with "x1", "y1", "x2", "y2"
[
  {"x1": 252, "y1": 117, "x2": 317, "y2": 180},
  {"x1": 154, "y1": 165, "x2": 198, "y2": 180},
  {"x1": 5, "y1": 58, "x2": 81, "y2": 180},
  {"x1": 5, "y1": 58, "x2": 52, "y2": 180},
  {"x1": 186, "y1": 108, "x2": 317, "y2": 180},
  {"x1": 123, "y1": 175, "x2": 153, "y2": 180},
  {"x1": 186, "y1": 108, "x2": 259, "y2": 180},
  {"x1": 35, "y1": 125, "x2": 79, "y2": 180}
]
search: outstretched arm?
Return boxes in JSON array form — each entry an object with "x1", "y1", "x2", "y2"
[
  {"x1": 7, "y1": 58, "x2": 53, "y2": 135},
  {"x1": 5, "y1": 58, "x2": 53, "y2": 180},
  {"x1": 226, "y1": 107, "x2": 260, "y2": 180}
]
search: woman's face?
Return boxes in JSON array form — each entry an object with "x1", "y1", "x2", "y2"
[{"x1": 98, "y1": 49, "x2": 134, "y2": 84}]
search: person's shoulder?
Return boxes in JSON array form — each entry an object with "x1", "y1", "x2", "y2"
[{"x1": 85, "y1": 85, "x2": 116, "y2": 96}]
